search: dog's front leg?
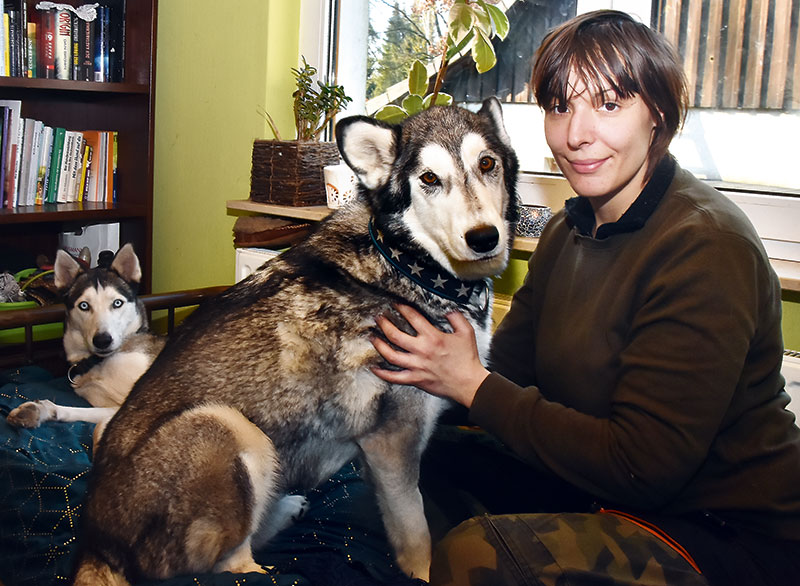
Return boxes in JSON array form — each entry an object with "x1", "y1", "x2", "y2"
[{"x1": 359, "y1": 429, "x2": 432, "y2": 581}]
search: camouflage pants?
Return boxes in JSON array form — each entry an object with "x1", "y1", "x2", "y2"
[{"x1": 429, "y1": 511, "x2": 709, "y2": 586}]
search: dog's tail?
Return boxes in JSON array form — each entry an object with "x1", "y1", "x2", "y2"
[{"x1": 72, "y1": 552, "x2": 130, "y2": 586}]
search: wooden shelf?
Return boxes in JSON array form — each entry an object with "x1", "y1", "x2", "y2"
[
  {"x1": 226, "y1": 199, "x2": 539, "y2": 253},
  {"x1": 0, "y1": 0, "x2": 157, "y2": 292}
]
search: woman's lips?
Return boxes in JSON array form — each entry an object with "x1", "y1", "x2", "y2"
[{"x1": 568, "y1": 158, "x2": 606, "y2": 173}]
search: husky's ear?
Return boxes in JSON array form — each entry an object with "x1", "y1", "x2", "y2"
[
  {"x1": 478, "y1": 97, "x2": 512, "y2": 148},
  {"x1": 110, "y1": 243, "x2": 142, "y2": 285},
  {"x1": 54, "y1": 249, "x2": 83, "y2": 291},
  {"x1": 335, "y1": 116, "x2": 399, "y2": 191}
]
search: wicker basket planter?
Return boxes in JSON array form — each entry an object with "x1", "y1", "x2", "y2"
[{"x1": 249, "y1": 140, "x2": 340, "y2": 207}]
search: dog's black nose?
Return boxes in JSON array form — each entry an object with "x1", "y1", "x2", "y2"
[
  {"x1": 93, "y1": 333, "x2": 113, "y2": 350},
  {"x1": 465, "y1": 225, "x2": 499, "y2": 253}
]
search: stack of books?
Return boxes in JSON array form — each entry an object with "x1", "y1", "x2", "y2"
[
  {"x1": 0, "y1": 1, "x2": 125, "y2": 82},
  {"x1": 1, "y1": 99, "x2": 118, "y2": 208}
]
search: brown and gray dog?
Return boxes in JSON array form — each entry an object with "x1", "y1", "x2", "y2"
[{"x1": 71, "y1": 98, "x2": 519, "y2": 585}]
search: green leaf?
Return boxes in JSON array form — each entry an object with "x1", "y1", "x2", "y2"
[
  {"x1": 374, "y1": 105, "x2": 409, "y2": 124},
  {"x1": 471, "y1": 28, "x2": 496, "y2": 74},
  {"x1": 422, "y1": 92, "x2": 453, "y2": 109},
  {"x1": 408, "y1": 60, "x2": 429, "y2": 97},
  {"x1": 448, "y1": 3, "x2": 475, "y2": 46},
  {"x1": 446, "y1": 29, "x2": 475, "y2": 61},
  {"x1": 484, "y1": 3, "x2": 509, "y2": 39},
  {"x1": 472, "y1": 4, "x2": 492, "y2": 37},
  {"x1": 402, "y1": 94, "x2": 425, "y2": 116}
]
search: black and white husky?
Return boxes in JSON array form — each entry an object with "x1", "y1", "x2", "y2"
[
  {"x1": 6, "y1": 244, "x2": 164, "y2": 436},
  {"x1": 71, "y1": 98, "x2": 519, "y2": 585}
]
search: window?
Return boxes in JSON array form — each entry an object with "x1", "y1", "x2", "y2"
[
  {"x1": 327, "y1": 0, "x2": 800, "y2": 265},
  {"x1": 337, "y1": 0, "x2": 799, "y2": 192}
]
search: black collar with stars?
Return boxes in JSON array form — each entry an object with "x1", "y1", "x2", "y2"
[{"x1": 368, "y1": 219, "x2": 488, "y2": 307}]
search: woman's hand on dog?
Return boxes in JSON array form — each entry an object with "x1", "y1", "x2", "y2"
[{"x1": 371, "y1": 304, "x2": 489, "y2": 407}]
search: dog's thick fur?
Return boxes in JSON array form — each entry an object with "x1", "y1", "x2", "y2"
[
  {"x1": 7, "y1": 244, "x2": 164, "y2": 436},
  {"x1": 71, "y1": 98, "x2": 519, "y2": 585}
]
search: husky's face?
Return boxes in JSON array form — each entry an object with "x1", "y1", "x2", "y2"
[
  {"x1": 55, "y1": 244, "x2": 144, "y2": 361},
  {"x1": 336, "y1": 98, "x2": 519, "y2": 281}
]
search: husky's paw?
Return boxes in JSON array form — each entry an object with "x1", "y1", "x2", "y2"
[
  {"x1": 7, "y1": 400, "x2": 55, "y2": 428},
  {"x1": 253, "y1": 495, "x2": 310, "y2": 547},
  {"x1": 277, "y1": 494, "x2": 310, "y2": 523}
]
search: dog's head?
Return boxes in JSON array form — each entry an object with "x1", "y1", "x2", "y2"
[
  {"x1": 55, "y1": 243, "x2": 146, "y2": 361},
  {"x1": 336, "y1": 97, "x2": 519, "y2": 281}
]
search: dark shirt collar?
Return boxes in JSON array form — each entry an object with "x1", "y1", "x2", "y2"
[{"x1": 564, "y1": 156, "x2": 676, "y2": 239}]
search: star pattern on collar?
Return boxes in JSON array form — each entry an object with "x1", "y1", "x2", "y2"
[{"x1": 368, "y1": 219, "x2": 487, "y2": 306}]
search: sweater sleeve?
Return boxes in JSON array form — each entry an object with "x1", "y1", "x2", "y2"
[{"x1": 470, "y1": 225, "x2": 779, "y2": 510}]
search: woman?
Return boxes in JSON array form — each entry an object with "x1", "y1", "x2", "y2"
[{"x1": 371, "y1": 10, "x2": 800, "y2": 586}]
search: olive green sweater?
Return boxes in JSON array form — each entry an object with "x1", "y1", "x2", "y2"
[{"x1": 471, "y1": 161, "x2": 800, "y2": 539}]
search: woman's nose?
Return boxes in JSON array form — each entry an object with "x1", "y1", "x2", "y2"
[{"x1": 566, "y1": 107, "x2": 594, "y2": 149}]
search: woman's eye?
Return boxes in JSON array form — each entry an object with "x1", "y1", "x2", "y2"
[
  {"x1": 552, "y1": 103, "x2": 568, "y2": 114},
  {"x1": 113, "y1": 299, "x2": 124, "y2": 309},
  {"x1": 420, "y1": 172, "x2": 440, "y2": 186},
  {"x1": 78, "y1": 301, "x2": 90, "y2": 311},
  {"x1": 602, "y1": 102, "x2": 620, "y2": 112},
  {"x1": 479, "y1": 156, "x2": 496, "y2": 173}
]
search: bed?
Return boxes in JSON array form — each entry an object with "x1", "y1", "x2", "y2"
[{"x1": 0, "y1": 287, "x2": 426, "y2": 586}]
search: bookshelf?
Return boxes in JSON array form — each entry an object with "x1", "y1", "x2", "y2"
[
  {"x1": 0, "y1": 0, "x2": 157, "y2": 292},
  {"x1": 225, "y1": 200, "x2": 540, "y2": 253}
]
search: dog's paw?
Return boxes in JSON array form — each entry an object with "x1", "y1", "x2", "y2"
[
  {"x1": 286, "y1": 494, "x2": 310, "y2": 522},
  {"x1": 6, "y1": 400, "x2": 53, "y2": 428}
]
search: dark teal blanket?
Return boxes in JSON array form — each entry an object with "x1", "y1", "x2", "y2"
[{"x1": 0, "y1": 367, "x2": 424, "y2": 586}]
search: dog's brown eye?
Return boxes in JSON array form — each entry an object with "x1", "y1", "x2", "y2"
[
  {"x1": 420, "y1": 172, "x2": 440, "y2": 185},
  {"x1": 479, "y1": 156, "x2": 496, "y2": 173}
]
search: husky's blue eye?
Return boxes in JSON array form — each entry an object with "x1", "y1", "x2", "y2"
[
  {"x1": 420, "y1": 172, "x2": 439, "y2": 186},
  {"x1": 78, "y1": 301, "x2": 90, "y2": 311},
  {"x1": 113, "y1": 299, "x2": 124, "y2": 309}
]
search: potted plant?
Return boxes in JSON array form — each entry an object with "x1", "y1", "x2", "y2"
[
  {"x1": 250, "y1": 57, "x2": 352, "y2": 207},
  {"x1": 374, "y1": 0, "x2": 509, "y2": 123}
]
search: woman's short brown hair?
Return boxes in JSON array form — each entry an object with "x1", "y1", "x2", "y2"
[{"x1": 531, "y1": 10, "x2": 688, "y2": 177}]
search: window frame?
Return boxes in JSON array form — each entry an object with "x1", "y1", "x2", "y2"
[{"x1": 307, "y1": 0, "x2": 800, "y2": 270}]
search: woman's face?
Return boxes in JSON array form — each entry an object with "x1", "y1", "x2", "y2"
[{"x1": 544, "y1": 71, "x2": 658, "y2": 224}]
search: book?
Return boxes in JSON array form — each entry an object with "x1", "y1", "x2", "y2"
[
  {"x1": 45, "y1": 127, "x2": 66, "y2": 204},
  {"x1": 0, "y1": 99, "x2": 22, "y2": 207},
  {"x1": 2, "y1": 13, "x2": 9, "y2": 77},
  {"x1": 67, "y1": 131, "x2": 84, "y2": 201},
  {"x1": 111, "y1": 131, "x2": 118, "y2": 203},
  {"x1": 75, "y1": 14, "x2": 94, "y2": 81},
  {"x1": 81, "y1": 142, "x2": 93, "y2": 201},
  {"x1": 25, "y1": 20, "x2": 35, "y2": 77},
  {"x1": 107, "y1": 131, "x2": 116, "y2": 203},
  {"x1": 0, "y1": 6, "x2": 5, "y2": 76},
  {"x1": 54, "y1": 8, "x2": 71, "y2": 80},
  {"x1": 81, "y1": 130, "x2": 102, "y2": 202},
  {"x1": 107, "y1": 0, "x2": 125, "y2": 82},
  {"x1": 93, "y1": 5, "x2": 108, "y2": 82},
  {"x1": 36, "y1": 125, "x2": 54, "y2": 205},
  {"x1": 0, "y1": 107, "x2": 9, "y2": 207},
  {"x1": 56, "y1": 130, "x2": 76, "y2": 203},
  {"x1": 77, "y1": 137, "x2": 90, "y2": 201},
  {"x1": 37, "y1": 7, "x2": 55, "y2": 79},
  {"x1": 20, "y1": 118, "x2": 43, "y2": 205},
  {"x1": 5, "y1": 1, "x2": 19, "y2": 77}
]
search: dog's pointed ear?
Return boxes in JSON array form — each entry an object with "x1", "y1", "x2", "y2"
[
  {"x1": 335, "y1": 116, "x2": 399, "y2": 191},
  {"x1": 54, "y1": 249, "x2": 83, "y2": 291},
  {"x1": 110, "y1": 243, "x2": 142, "y2": 285},
  {"x1": 478, "y1": 97, "x2": 512, "y2": 148}
]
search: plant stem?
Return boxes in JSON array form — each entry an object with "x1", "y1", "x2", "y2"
[{"x1": 429, "y1": 34, "x2": 451, "y2": 107}]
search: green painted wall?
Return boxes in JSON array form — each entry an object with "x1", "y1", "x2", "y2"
[{"x1": 152, "y1": 1, "x2": 301, "y2": 293}]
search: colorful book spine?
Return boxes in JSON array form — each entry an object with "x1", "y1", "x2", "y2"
[{"x1": 54, "y1": 8, "x2": 71, "y2": 80}]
